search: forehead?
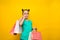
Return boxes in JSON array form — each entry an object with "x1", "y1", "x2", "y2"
[{"x1": 23, "y1": 10, "x2": 29, "y2": 13}]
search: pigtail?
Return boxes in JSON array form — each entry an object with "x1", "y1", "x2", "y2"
[
  {"x1": 22, "y1": 9, "x2": 24, "y2": 11},
  {"x1": 28, "y1": 9, "x2": 30, "y2": 11},
  {"x1": 22, "y1": 9, "x2": 30, "y2": 12}
]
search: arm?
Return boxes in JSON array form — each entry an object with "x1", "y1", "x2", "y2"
[
  {"x1": 19, "y1": 16, "x2": 25, "y2": 26},
  {"x1": 14, "y1": 17, "x2": 25, "y2": 35}
]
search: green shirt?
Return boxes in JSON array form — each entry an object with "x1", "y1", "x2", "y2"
[{"x1": 20, "y1": 19, "x2": 32, "y2": 40}]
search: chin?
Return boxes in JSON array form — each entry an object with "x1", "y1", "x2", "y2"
[{"x1": 25, "y1": 18, "x2": 28, "y2": 19}]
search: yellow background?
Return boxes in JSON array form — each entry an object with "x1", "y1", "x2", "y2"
[{"x1": 0, "y1": 0, "x2": 60, "y2": 40}]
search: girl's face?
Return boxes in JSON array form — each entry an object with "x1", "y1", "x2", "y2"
[{"x1": 22, "y1": 10, "x2": 29, "y2": 19}]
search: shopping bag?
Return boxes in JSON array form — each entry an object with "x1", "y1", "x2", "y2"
[
  {"x1": 10, "y1": 20, "x2": 22, "y2": 35},
  {"x1": 28, "y1": 32, "x2": 32, "y2": 40},
  {"x1": 14, "y1": 20, "x2": 22, "y2": 33},
  {"x1": 32, "y1": 32, "x2": 42, "y2": 40}
]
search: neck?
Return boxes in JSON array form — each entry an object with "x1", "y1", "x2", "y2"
[{"x1": 25, "y1": 18, "x2": 28, "y2": 20}]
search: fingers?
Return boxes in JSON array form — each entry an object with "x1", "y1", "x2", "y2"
[{"x1": 14, "y1": 33, "x2": 17, "y2": 35}]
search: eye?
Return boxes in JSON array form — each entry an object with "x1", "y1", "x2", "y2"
[{"x1": 24, "y1": 13, "x2": 26, "y2": 14}]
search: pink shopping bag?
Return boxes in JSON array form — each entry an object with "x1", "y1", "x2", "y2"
[{"x1": 32, "y1": 32, "x2": 42, "y2": 40}]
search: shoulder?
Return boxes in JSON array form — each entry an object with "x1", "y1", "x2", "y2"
[
  {"x1": 29, "y1": 20, "x2": 32, "y2": 22},
  {"x1": 28, "y1": 20, "x2": 32, "y2": 24}
]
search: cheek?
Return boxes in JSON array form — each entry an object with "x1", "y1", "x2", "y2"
[{"x1": 27, "y1": 15, "x2": 29, "y2": 17}]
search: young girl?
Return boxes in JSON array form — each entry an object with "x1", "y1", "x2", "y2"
[{"x1": 19, "y1": 9, "x2": 32, "y2": 40}]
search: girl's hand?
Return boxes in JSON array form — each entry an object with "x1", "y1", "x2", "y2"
[
  {"x1": 19, "y1": 15, "x2": 25, "y2": 21},
  {"x1": 22, "y1": 15, "x2": 26, "y2": 19},
  {"x1": 19, "y1": 15, "x2": 26, "y2": 26},
  {"x1": 14, "y1": 33, "x2": 17, "y2": 35}
]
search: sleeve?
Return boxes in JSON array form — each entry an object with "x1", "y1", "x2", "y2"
[{"x1": 30, "y1": 20, "x2": 33, "y2": 31}]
